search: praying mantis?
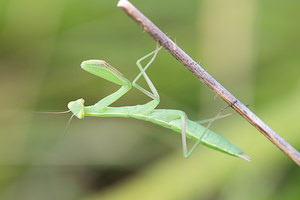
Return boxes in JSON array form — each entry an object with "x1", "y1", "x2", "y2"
[{"x1": 68, "y1": 47, "x2": 249, "y2": 161}]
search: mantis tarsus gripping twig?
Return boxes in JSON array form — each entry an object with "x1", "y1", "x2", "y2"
[
  {"x1": 67, "y1": 47, "x2": 250, "y2": 161},
  {"x1": 117, "y1": 0, "x2": 300, "y2": 166}
]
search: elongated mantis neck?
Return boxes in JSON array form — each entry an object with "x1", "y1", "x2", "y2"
[
  {"x1": 86, "y1": 84, "x2": 131, "y2": 113},
  {"x1": 68, "y1": 84, "x2": 131, "y2": 119}
]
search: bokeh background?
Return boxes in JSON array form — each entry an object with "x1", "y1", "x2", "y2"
[{"x1": 1, "y1": 0, "x2": 300, "y2": 199}]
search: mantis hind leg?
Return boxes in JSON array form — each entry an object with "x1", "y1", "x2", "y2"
[
  {"x1": 181, "y1": 112, "x2": 213, "y2": 158},
  {"x1": 132, "y1": 44, "x2": 162, "y2": 102},
  {"x1": 180, "y1": 113, "x2": 202, "y2": 158},
  {"x1": 197, "y1": 111, "x2": 235, "y2": 124},
  {"x1": 182, "y1": 104, "x2": 235, "y2": 158}
]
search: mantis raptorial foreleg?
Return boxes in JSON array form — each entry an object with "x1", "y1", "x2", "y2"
[{"x1": 80, "y1": 60, "x2": 132, "y2": 114}]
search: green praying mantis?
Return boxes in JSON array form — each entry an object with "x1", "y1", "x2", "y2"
[{"x1": 67, "y1": 47, "x2": 250, "y2": 161}]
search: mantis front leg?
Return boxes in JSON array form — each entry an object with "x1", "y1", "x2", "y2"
[
  {"x1": 68, "y1": 60, "x2": 132, "y2": 118},
  {"x1": 84, "y1": 60, "x2": 132, "y2": 113}
]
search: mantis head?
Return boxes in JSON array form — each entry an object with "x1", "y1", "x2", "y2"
[{"x1": 68, "y1": 98, "x2": 85, "y2": 119}]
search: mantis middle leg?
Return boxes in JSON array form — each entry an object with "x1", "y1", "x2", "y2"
[
  {"x1": 132, "y1": 45, "x2": 162, "y2": 102},
  {"x1": 130, "y1": 45, "x2": 162, "y2": 113}
]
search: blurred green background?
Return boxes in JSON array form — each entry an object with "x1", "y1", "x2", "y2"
[{"x1": 0, "y1": 0, "x2": 300, "y2": 199}]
